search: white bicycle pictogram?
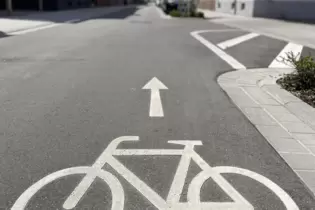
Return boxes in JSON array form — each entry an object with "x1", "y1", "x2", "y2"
[{"x1": 12, "y1": 136, "x2": 299, "y2": 210}]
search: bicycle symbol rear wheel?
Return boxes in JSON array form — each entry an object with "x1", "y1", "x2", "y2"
[{"x1": 11, "y1": 166, "x2": 124, "y2": 210}]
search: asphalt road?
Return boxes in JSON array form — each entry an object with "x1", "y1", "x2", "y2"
[{"x1": 1, "y1": 4, "x2": 315, "y2": 210}]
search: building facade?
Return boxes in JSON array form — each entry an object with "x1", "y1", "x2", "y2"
[
  {"x1": 198, "y1": 0, "x2": 216, "y2": 10},
  {"x1": 0, "y1": 0, "x2": 125, "y2": 11},
  {"x1": 215, "y1": 0, "x2": 315, "y2": 22}
]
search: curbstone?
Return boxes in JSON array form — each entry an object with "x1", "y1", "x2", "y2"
[
  {"x1": 218, "y1": 68, "x2": 315, "y2": 196},
  {"x1": 261, "y1": 85, "x2": 301, "y2": 105},
  {"x1": 279, "y1": 153, "x2": 315, "y2": 170},
  {"x1": 293, "y1": 134, "x2": 315, "y2": 146},
  {"x1": 296, "y1": 171, "x2": 315, "y2": 193},
  {"x1": 266, "y1": 137, "x2": 310, "y2": 153},
  {"x1": 241, "y1": 107, "x2": 278, "y2": 126},
  {"x1": 286, "y1": 102, "x2": 315, "y2": 131},
  {"x1": 242, "y1": 86, "x2": 280, "y2": 105},
  {"x1": 262, "y1": 105, "x2": 301, "y2": 123}
]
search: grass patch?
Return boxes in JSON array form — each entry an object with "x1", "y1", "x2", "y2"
[{"x1": 277, "y1": 52, "x2": 315, "y2": 107}]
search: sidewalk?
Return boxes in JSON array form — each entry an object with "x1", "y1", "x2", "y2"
[
  {"x1": 0, "y1": 6, "x2": 134, "y2": 35},
  {"x1": 197, "y1": 9, "x2": 315, "y2": 196},
  {"x1": 218, "y1": 68, "x2": 315, "y2": 196},
  {"x1": 199, "y1": 9, "x2": 315, "y2": 49}
]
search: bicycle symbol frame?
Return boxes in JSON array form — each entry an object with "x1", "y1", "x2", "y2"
[{"x1": 12, "y1": 136, "x2": 299, "y2": 210}]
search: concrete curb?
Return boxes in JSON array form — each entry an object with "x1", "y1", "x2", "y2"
[{"x1": 218, "y1": 68, "x2": 315, "y2": 195}]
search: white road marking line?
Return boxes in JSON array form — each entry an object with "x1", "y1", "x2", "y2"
[
  {"x1": 8, "y1": 19, "x2": 80, "y2": 35},
  {"x1": 193, "y1": 29, "x2": 243, "y2": 33},
  {"x1": 214, "y1": 166, "x2": 299, "y2": 210},
  {"x1": 167, "y1": 149, "x2": 191, "y2": 204},
  {"x1": 107, "y1": 155, "x2": 168, "y2": 209},
  {"x1": 11, "y1": 167, "x2": 125, "y2": 210},
  {"x1": 191, "y1": 30, "x2": 246, "y2": 70},
  {"x1": 113, "y1": 149, "x2": 183, "y2": 155},
  {"x1": 156, "y1": 6, "x2": 171, "y2": 19},
  {"x1": 218, "y1": 32, "x2": 260, "y2": 50},
  {"x1": 142, "y1": 77, "x2": 168, "y2": 117},
  {"x1": 63, "y1": 136, "x2": 139, "y2": 209},
  {"x1": 269, "y1": 42, "x2": 303, "y2": 68},
  {"x1": 188, "y1": 150, "x2": 254, "y2": 209},
  {"x1": 9, "y1": 23, "x2": 60, "y2": 35}
]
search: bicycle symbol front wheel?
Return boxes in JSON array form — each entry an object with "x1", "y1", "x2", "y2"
[
  {"x1": 188, "y1": 166, "x2": 299, "y2": 210},
  {"x1": 11, "y1": 166, "x2": 124, "y2": 210}
]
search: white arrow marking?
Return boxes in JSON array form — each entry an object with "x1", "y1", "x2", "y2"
[{"x1": 142, "y1": 77, "x2": 168, "y2": 117}]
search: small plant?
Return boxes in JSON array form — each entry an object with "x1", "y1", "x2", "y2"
[
  {"x1": 277, "y1": 51, "x2": 315, "y2": 107},
  {"x1": 169, "y1": 10, "x2": 181, "y2": 17},
  {"x1": 279, "y1": 52, "x2": 315, "y2": 90}
]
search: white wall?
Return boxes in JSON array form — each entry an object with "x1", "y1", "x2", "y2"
[
  {"x1": 215, "y1": 0, "x2": 315, "y2": 21},
  {"x1": 216, "y1": 0, "x2": 236, "y2": 15}
]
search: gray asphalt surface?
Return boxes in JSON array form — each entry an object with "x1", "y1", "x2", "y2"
[{"x1": 1, "y1": 5, "x2": 315, "y2": 210}]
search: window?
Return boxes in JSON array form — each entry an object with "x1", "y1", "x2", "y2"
[
  {"x1": 241, "y1": 2, "x2": 245, "y2": 10},
  {"x1": 231, "y1": 2, "x2": 235, "y2": 9}
]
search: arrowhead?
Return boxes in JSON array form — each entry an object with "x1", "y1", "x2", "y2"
[{"x1": 142, "y1": 77, "x2": 168, "y2": 90}]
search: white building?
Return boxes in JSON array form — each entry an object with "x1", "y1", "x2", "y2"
[{"x1": 215, "y1": 0, "x2": 315, "y2": 22}]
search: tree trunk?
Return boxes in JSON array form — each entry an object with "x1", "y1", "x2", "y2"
[
  {"x1": 6, "y1": 0, "x2": 12, "y2": 16},
  {"x1": 39, "y1": 0, "x2": 43, "y2": 11}
]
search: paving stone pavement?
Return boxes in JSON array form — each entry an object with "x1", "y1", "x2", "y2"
[{"x1": 218, "y1": 68, "x2": 315, "y2": 195}]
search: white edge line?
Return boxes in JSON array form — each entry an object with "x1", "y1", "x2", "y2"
[
  {"x1": 269, "y1": 42, "x2": 304, "y2": 68},
  {"x1": 65, "y1": 18, "x2": 81, "y2": 23},
  {"x1": 218, "y1": 32, "x2": 260, "y2": 50},
  {"x1": 209, "y1": 19, "x2": 315, "y2": 50},
  {"x1": 8, "y1": 23, "x2": 59, "y2": 35},
  {"x1": 189, "y1": 29, "x2": 243, "y2": 33},
  {"x1": 191, "y1": 30, "x2": 246, "y2": 70}
]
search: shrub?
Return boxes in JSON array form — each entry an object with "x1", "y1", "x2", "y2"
[
  {"x1": 196, "y1": 11, "x2": 205, "y2": 18},
  {"x1": 169, "y1": 10, "x2": 204, "y2": 18},
  {"x1": 278, "y1": 52, "x2": 315, "y2": 90},
  {"x1": 277, "y1": 52, "x2": 315, "y2": 107},
  {"x1": 190, "y1": 11, "x2": 204, "y2": 18},
  {"x1": 169, "y1": 10, "x2": 181, "y2": 17}
]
